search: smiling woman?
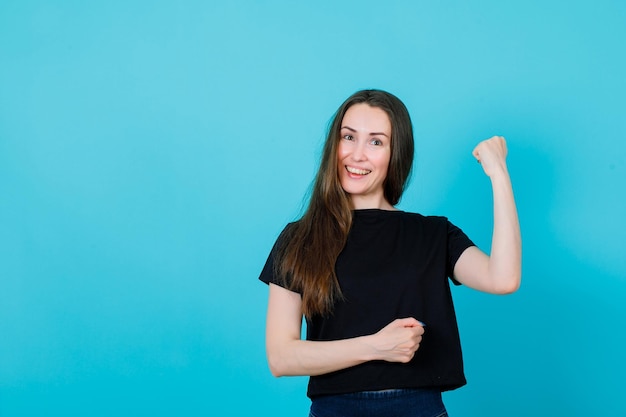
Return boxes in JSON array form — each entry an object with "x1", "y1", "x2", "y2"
[
  {"x1": 337, "y1": 104, "x2": 392, "y2": 210},
  {"x1": 258, "y1": 89, "x2": 521, "y2": 417}
]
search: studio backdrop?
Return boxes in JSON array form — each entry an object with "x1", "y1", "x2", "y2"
[{"x1": 1, "y1": 1, "x2": 624, "y2": 416}]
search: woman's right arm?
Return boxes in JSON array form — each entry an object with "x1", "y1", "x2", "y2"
[{"x1": 265, "y1": 283, "x2": 424, "y2": 377}]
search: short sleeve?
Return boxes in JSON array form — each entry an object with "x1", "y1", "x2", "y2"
[
  {"x1": 258, "y1": 223, "x2": 295, "y2": 290},
  {"x1": 445, "y1": 220, "x2": 475, "y2": 285}
]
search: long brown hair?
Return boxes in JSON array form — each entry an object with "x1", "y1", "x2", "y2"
[{"x1": 275, "y1": 89, "x2": 415, "y2": 318}]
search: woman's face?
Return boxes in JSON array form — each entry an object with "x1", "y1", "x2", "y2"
[{"x1": 337, "y1": 103, "x2": 392, "y2": 209}]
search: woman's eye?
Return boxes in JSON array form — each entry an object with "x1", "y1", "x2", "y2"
[
  {"x1": 343, "y1": 134, "x2": 354, "y2": 141},
  {"x1": 371, "y1": 139, "x2": 383, "y2": 146}
]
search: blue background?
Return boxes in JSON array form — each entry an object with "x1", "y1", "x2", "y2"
[{"x1": 1, "y1": 1, "x2": 625, "y2": 415}]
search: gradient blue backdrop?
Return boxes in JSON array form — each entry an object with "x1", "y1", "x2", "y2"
[{"x1": 1, "y1": 1, "x2": 624, "y2": 416}]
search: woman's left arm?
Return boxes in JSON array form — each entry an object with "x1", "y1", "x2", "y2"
[{"x1": 453, "y1": 136, "x2": 522, "y2": 294}]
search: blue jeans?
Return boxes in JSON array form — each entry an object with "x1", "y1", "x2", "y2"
[{"x1": 309, "y1": 388, "x2": 448, "y2": 417}]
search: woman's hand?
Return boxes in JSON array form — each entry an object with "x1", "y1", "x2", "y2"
[
  {"x1": 472, "y1": 135, "x2": 509, "y2": 178},
  {"x1": 369, "y1": 318, "x2": 425, "y2": 363}
]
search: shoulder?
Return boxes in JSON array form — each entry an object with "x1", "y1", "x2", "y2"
[
  {"x1": 274, "y1": 220, "x2": 300, "y2": 242},
  {"x1": 262, "y1": 221, "x2": 300, "y2": 259}
]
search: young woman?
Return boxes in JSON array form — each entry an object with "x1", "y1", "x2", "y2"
[{"x1": 259, "y1": 89, "x2": 521, "y2": 417}]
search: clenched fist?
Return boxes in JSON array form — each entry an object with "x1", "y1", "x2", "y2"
[
  {"x1": 473, "y1": 135, "x2": 509, "y2": 178},
  {"x1": 370, "y1": 318, "x2": 425, "y2": 363}
]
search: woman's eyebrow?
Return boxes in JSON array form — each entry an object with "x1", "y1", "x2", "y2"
[{"x1": 340, "y1": 126, "x2": 389, "y2": 137}]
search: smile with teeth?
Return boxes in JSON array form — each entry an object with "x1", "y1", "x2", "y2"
[{"x1": 346, "y1": 166, "x2": 371, "y2": 175}]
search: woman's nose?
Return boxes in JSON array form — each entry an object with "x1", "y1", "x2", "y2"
[{"x1": 351, "y1": 143, "x2": 366, "y2": 161}]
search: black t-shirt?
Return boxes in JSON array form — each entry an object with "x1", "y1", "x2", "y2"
[{"x1": 259, "y1": 209, "x2": 475, "y2": 398}]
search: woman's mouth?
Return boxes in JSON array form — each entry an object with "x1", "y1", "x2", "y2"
[{"x1": 345, "y1": 166, "x2": 371, "y2": 175}]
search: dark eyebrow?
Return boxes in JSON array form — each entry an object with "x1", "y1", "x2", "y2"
[{"x1": 340, "y1": 126, "x2": 389, "y2": 138}]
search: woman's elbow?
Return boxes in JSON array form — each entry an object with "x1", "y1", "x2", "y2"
[
  {"x1": 493, "y1": 272, "x2": 521, "y2": 294},
  {"x1": 266, "y1": 350, "x2": 289, "y2": 377}
]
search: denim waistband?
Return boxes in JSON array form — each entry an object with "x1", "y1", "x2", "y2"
[
  {"x1": 339, "y1": 388, "x2": 438, "y2": 399},
  {"x1": 309, "y1": 388, "x2": 446, "y2": 417}
]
